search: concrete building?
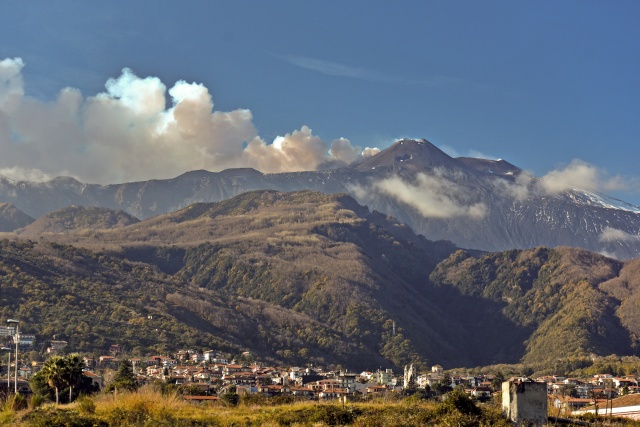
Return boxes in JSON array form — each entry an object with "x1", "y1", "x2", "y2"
[
  {"x1": 431, "y1": 364, "x2": 444, "y2": 374},
  {"x1": 0, "y1": 326, "x2": 15, "y2": 337},
  {"x1": 371, "y1": 369, "x2": 395, "y2": 387},
  {"x1": 502, "y1": 379, "x2": 548, "y2": 426}
]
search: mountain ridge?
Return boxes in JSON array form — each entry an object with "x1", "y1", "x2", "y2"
[
  {"x1": 2, "y1": 138, "x2": 640, "y2": 259},
  {"x1": 16, "y1": 205, "x2": 139, "y2": 238},
  {"x1": 0, "y1": 202, "x2": 34, "y2": 232}
]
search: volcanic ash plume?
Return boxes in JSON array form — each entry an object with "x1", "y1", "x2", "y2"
[{"x1": 0, "y1": 58, "x2": 371, "y2": 184}]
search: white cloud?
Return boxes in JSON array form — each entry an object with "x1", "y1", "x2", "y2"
[
  {"x1": 349, "y1": 171, "x2": 487, "y2": 219},
  {"x1": 467, "y1": 149, "x2": 498, "y2": 160},
  {"x1": 492, "y1": 171, "x2": 536, "y2": 201},
  {"x1": 435, "y1": 144, "x2": 497, "y2": 160},
  {"x1": 597, "y1": 250, "x2": 619, "y2": 260},
  {"x1": 0, "y1": 58, "x2": 367, "y2": 183},
  {"x1": 492, "y1": 160, "x2": 634, "y2": 202},
  {"x1": 439, "y1": 145, "x2": 460, "y2": 158},
  {"x1": 539, "y1": 159, "x2": 626, "y2": 194},
  {"x1": 599, "y1": 227, "x2": 640, "y2": 242},
  {"x1": 280, "y1": 55, "x2": 463, "y2": 87},
  {"x1": 437, "y1": 144, "x2": 638, "y2": 201},
  {"x1": 0, "y1": 166, "x2": 53, "y2": 182},
  {"x1": 0, "y1": 58, "x2": 24, "y2": 105},
  {"x1": 281, "y1": 55, "x2": 379, "y2": 80},
  {"x1": 102, "y1": 68, "x2": 166, "y2": 117}
]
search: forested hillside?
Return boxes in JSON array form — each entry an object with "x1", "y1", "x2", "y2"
[
  {"x1": 16, "y1": 205, "x2": 139, "y2": 238},
  {"x1": 4, "y1": 190, "x2": 640, "y2": 370},
  {"x1": 1, "y1": 192, "x2": 461, "y2": 369},
  {"x1": 430, "y1": 247, "x2": 638, "y2": 364}
]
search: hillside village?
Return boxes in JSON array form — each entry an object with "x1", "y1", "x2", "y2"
[
  {"x1": 0, "y1": 339, "x2": 476, "y2": 400},
  {"x1": 5, "y1": 334, "x2": 640, "y2": 419}
]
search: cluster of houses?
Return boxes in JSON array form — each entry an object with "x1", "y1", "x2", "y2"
[
  {"x1": 2, "y1": 343, "x2": 497, "y2": 400},
  {"x1": 90, "y1": 350, "x2": 431, "y2": 400},
  {"x1": 99, "y1": 350, "x2": 640, "y2": 421},
  {"x1": 545, "y1": 374, "x2": 636, "y2": 400},
  {"x1": 541, "y1": 374, "x2": 640, "y2": 413},
  {"x1": 6, "y1": 341, "x2": 640, "y2": 420}
]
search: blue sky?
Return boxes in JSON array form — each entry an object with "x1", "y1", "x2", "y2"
[{"x1": 0, "y1": 1, "x2": 639, "y2": 203}]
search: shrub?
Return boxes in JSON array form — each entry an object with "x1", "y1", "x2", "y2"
[
  {"x1": 30, "y1": 393, "x2": 46, "y2": 409},
  {"x1": 4, "y1": 393, "x2": 28, "y2": 411},
  {"x1": 439, "y1": 388, "x2": 480, "y2": 416},
  {"x1": 21, "y1": 408, "x2": 107, "y2": 427},
  {"x1": 221, "y1": 391, "x2": 239, "y2": 407},
  {"x1": 76, "y1": 396, "x2": 96, "y2": 414},
  {"x1": 107, "y1": 401, "x2": 150, "y2": 426},
  {"x1": 272, "y1": 405, "x2": 362, "y2": 426}
]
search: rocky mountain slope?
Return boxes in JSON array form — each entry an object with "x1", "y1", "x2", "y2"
[{"x1": 2, "y1": 139, "x2": 640, "y2": 259}]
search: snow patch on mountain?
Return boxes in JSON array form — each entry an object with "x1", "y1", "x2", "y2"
[{"x1": 572, "y1": 190, "x2": 640, "y2": 214}]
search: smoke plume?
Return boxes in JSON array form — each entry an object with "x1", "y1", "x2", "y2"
[
  {"x1": 361, "y1": 147, "x2": 381, "y2": 158},
  {"x1": 0, "y1": 58, "x2": 370, "y2": 184}
]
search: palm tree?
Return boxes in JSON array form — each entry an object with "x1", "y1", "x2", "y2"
[
  {"x1": 64, "y1": 354, "x2": 85, "y2": 403},
  {"x1": 40, "y1": 356, "x2": 67, "y2": 404}
]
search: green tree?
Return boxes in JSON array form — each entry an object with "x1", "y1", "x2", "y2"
[
  {"x1": 492, "y1": 372, "x2": 505, "y2": 391},
  {"x1": 559, "y1": 383, "x2": 578, "y2": 398},
  {"x1": 221, "y1": 386, "x2": 239, "y2": 406},
  {"x1": 434, "y1": 373, "x2": 453, "y2": 395},
  {"x1": 28, "y1": 350, "x2": 42, "y2": 363},
  {"x1": 107, "y1": 359, "x2": 138, "y2": 393},
  {"x1": 30, "y1": 371, "x2": 56, "y2": 402},
  {"x1": 298, "y1": 347, "x2": 310, "y2": 360},
  {"x1": 178, "y1": 384, "x2": 202, "y2": 396},
  {"x1": 40, "y1": 356, "x2": 67, "y2": 404}
]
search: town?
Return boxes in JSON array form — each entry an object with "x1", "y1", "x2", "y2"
[{"x1": 3, "y1": 327, "x2": 640, "y2": 421}]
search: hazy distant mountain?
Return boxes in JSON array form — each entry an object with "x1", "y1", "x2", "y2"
[
  {"x1": 2, "y1": 139, "x2": 640, "y2": 258},
  {"x1": 0, "y1": 202, "x2": 34, "y2": 232}
]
